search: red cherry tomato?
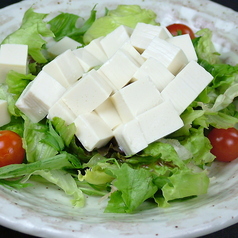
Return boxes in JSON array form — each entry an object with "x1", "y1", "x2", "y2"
[
  {"x1": 0, "y1": 130, "x2": 25, "y2": 167},
  {"x1": 207, "y1": 127, "x2": 238, "y2": 162},
  {"x1": 166, "y1": 23, "x2": 195, "y2": 39}
]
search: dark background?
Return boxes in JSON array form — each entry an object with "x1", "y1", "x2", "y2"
[{"x1": 0, "y1": 0, "x2": 237, "y2": 237}]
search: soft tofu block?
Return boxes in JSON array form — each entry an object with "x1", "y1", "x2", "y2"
[
  {"x1": 47, "y1": 98, "x2": 76, "y2": 125},
  {"x1": 84, "y1": 37, "x2": 108, "y2": 63},
  {"x1": 113, "y1": 119, "x2": 148, "y2": 156},
  {"x1": 0, "y1": 44, "x2": 28, "y2": 83},
  {"x1": 73, "y1": 47, "x2": 102, "y2": 72},
  {"x1": 141, "y1": 37, "x2": 188, "y2": 75},
  {"x1": 74, "y1": 111, "x2": 113, "y2": 151},
  {"x1": 0, "y1": 100, "x2": 11, "y2": 127},
  {"x1": 132, "y1": 57, "x2": 175, "y2": 91},
  {"x1": 161, "y1": 60, "x2": 213, "y2": 114},
  {"x1": 137, "y1": 100, "x2": 184, "y2": 144},
  {"x1": 167, "y1": 34, "x2": 198, "y2": 62},
  {"x1": 100, "y1": 25, "x2": 132, "y2": 58},
  {"x1": 130, "y1": 23, "x2": 172, "y2": 53},
  {"x1": 43, "y1": 49, "x2": 84, "y2": 88},
  {"x1": 98, "y1": 50, "x2": 139, "y2": 91},
  {"x1": 111, "y1": 79, "x2": 164, "y2": 122},
  {"x1": 94, "y1": 98, "x2": 122, "y2": 130},
  {"x1": 16, "y1": 71, "x2": 66, "y2": 122},
  {"x1": 120, "y1": 41, "x2": 145, "y2": 65},
  {"x1": 47, "y1": 36, "x2": 82, "y2": 56},
  {"x1": 62, "y1": 69, "x2": 112, "y2": 115}
]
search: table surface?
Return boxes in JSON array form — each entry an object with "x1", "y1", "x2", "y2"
[{"x1": 0, "y1": 0, "x2": 237, "y2": 237}]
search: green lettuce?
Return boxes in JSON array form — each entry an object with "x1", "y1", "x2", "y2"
[
  {"x1": 48, "y1": 6, "x2": 97, "y2": 44},
  {"x1": 83, "y1": 5, "x2": 157, "y2": 44},
  {"x1": 1, "y1": 8, "x2": 54, "y2": 63}
]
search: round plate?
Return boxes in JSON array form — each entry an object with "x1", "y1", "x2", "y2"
[{"x1": 0, "y1": 0, "x2": 238, "y2": 237}]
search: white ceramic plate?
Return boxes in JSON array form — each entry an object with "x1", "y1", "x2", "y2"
[{"x1": 0, "y1": 0, "x2": 238, "y2": 237}]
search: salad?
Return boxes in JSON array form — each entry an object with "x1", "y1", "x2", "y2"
[{"x1": 0, "y1": 4, "x2": 237, "y2": 214}]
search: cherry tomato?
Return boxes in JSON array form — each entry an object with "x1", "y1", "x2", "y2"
[
  {"x1": 0, "y1": 130, "x2": 25, "y2": 167},
  {"x1": 207, "y1": 127, "x2": 238, "y2": 162},
  {"x1": 166, "y1": 23, "x2": 196, "y2": 39}
]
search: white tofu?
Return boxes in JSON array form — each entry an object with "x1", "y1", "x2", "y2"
[
  {"x1": 120, "y1": 41, "x2": 145, "y2": 65},
  {"x1": 113, "y1": 119, "x2": 148, "y2": 156},
  {"x1": 73, "y1": 47, "x2": 102, "y2": 72},
  {"x1": 62, "y1": 69, "x2": 112, "y2": 115},
  {"x1": 132, "y1": 57, "x2": 175, "y2": 91},
  {"x1": 161, "y1": 61, "x2": 213, "y2": 114},
  {"x1": 141, "y1": 37, "x2": 188, "y2": 75},
  {"x1": 100, "y1": 25, "x2": 132, "y2": 58},
  {"x1": 137, "y1": 100, "x2": 184, "y2": 144},
  {"x1": 74, "y1": 111, "x2": 113, "y2": 151},
  {"x1": 94, "y1": 98, "x2": 122, "y2": 130},
  {"x1": 0, "y1": 44, "x2": 28, "y2": 83},
  {"x1": 84, "y1": 37, "x2": 108, "y2": 63},
  {"x1": 111, "y1": 79, "x2": 164, "y2": 122},
  {"x1": 16, "y1": 71, "x2": 66, "y2": 122},
  {"x1": 47, "y1": 36, "x2": 82, "y2": 56},
  {"x1": 47, "y1": 98, "x2": 76, "y2": 125},
  {"x1": 167, "y1": 34, "x2": 198, "y2": 62},
  {"x1": 0, "y1": 100, "x2": 11, "y2": 127},
  {"x1": 43, "y1": 49, "x2": 84, "y2": 88},
  {"x1": 130, "y1": 23, "x2": 172, "y2": 53},
  {"x1": 98, "y1": 50, "x2": 139, "y2": 91}
]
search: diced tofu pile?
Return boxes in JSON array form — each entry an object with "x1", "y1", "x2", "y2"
[{"x1": 0, "y1": 22, "x2": 214, "y2": 156}]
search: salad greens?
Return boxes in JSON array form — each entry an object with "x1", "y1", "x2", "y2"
[{"x1": 0, "y1": 4, "x2": 237, "y2": 213}]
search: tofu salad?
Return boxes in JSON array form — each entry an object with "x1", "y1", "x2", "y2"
[{"x1": 0, "y1": 4, "x2": 237, "y2": 213}]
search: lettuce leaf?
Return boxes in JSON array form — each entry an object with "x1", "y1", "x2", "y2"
[
  {"x1": 83, "y1": 5, "x2": 157, "y2": 44},
  {"x1": 105, "y1": 163, "x2": 158, "y2": 213},
  {"x1": 0, "y1": 152, "x2": 80, "y2": 179},
  {"x1": 48, "y1": 6, "x2": 97, "y2": 44},
  {"x1": 35, "y1": 169, "x2": 85, "y2": 207},
  {"x1": 1, "y1": 8, "x2": 54, "y2": 63},
  {"x1": 193, "y1": 28, "x2": 220, "y2": 64}
]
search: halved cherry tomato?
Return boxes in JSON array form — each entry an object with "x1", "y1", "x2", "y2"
[
  {"x1": 166, "y1": 23, "x2": 195, "y2": 39},
  {"x1": 0, "y1": 130, "x2": 25, "y2": 167},
  {"x1": 207, "y1": 127, "x2": 238, "y2": 162}
]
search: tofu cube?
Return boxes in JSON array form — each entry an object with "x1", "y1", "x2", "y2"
[
  {"x1": 132, "y1": 57, "x2": 175, "y2": 91},
  {"x1": 120, "y1": 41, "x2": 145, "y2": 66},
  {"x1": 47, "y1": 98, "x2": 76, "y2": 125},
  {"x1": 167, "y1": 34, "x2": 198, "y2": 62},
  {"x1": 98, "y1": 50, "x2": 139, "y2": 91},
  {"x1": 137, "y1": 100, "x2": 184, "y2": 144},
  {"x1": 113, "y1": 119, "x2": 148, "y2": 156},
  {"x1": 111, "y1": 79, "x2": 164, "y2": 122},
  {"x1": 62, "y1": 69, "x2": 112, "y2": 115},
  {"x1": 16, "y1": 71, "x2": 66, "y2": 122},
  {"x1": 47, "y1": 36, "x2": 82, "y2": 56},
  {"x1": 74, "y1": 111, "x2": 113, "y2": 151},
  {"x1": 0, "y1": 100, "x2": 11, "y2": 127},
  {"x1": 94, "y1": 98, "x2": 122, "y2": 130},
  {"x1": 43, "y1": 49, "x2": 84, "y2": 88},
  {"x1": 73, "y1": 47, "x2": 102, "y2": 72},
  {"x1": 100, "y1": 25, "x2": 132, "y2": 58},
  {"x1": 161, "y1": 61, "x2": 213, "y2": 114},
  {"x1": 130, "y1": 23, "x2": 172, "y2": 53},
  {"x1": 84, "y1": 37, "x2": 108, "y2": 63},
  {"x1": 0, "y1": 44, "x2": 28, "y2": 83},
  {"x1": 141, "y1": 37, "x2": 188, "y2": 75}
]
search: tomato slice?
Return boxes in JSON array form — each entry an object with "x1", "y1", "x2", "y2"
[
  {"x1": 0, "y1": 130, "x2": 25, "y2": 167},
  {"x1": 166, "y1": 23, "x2": 195, "y2": 39},
  {"x1": 207, "y1": 127, "x2": 238, "y2": 162}
]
